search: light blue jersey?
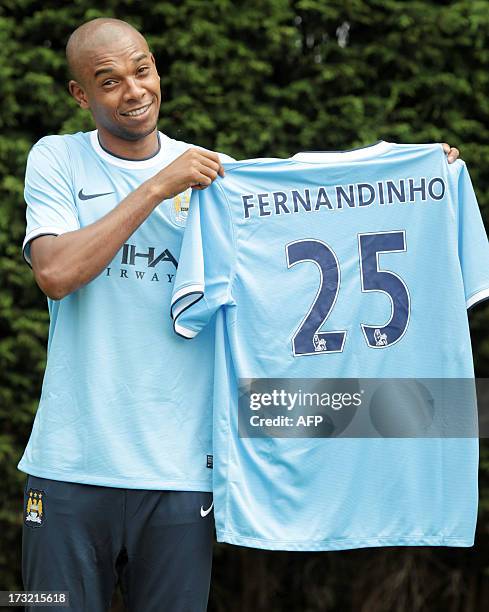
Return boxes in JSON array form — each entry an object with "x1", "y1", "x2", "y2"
[
  {"x1": 171, "y1": 142, "x2": 489, "y2": 550},
  {"x1": 20, "y1": 129, "x2": 233, "y2": 490}
]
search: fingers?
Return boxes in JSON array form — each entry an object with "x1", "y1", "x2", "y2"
[
  {"x1": 442, "y1": 143, "x2": 460, "y2": 164},
  {"x1": 448, "y1": 147, "x2": 460, "y2": 164},
  {"x1": 196, "y1": 148, "x2": 226, "y2": 178},
  {"x1": 189, "y1": 163, "x2": 218, "y2": 188},
  {"x1": 187, "y1": 148, "x2": 225, "y2": 189},
  {"x1": 155, "y1": 147, "x2": 228, "y2": 200}
]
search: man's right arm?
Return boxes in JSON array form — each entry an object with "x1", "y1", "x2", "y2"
[{"x1": 29, "y1": 148, "x2": 224, "y2": 300}]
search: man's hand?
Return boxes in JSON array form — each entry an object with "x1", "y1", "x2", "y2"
[
  {"x1": 148, "y1": 148, "x2": 225, "y2": 201},
  {"x1": 442, "y1": 143, "x2": 460, "y2": 164}
]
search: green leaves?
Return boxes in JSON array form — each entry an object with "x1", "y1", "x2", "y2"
[{"x1": 1, "y1": 0, "x2": 489, "y2": 603}]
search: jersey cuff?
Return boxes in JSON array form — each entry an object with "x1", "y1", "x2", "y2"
[
  {"x1": 22, "y1": 226, "x2": 70, "y2": 266},
  {"x1": 171, "y1": 284, "x2": 204, "y2": 339},
  {"x1": 466, "y1": 287, "x2": 489, "y2": 310},
  {"x1": 174, "y1": 320, "x2": 199, "y2": 339}
]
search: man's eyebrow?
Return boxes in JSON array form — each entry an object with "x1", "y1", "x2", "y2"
[
  {"x1": 133, "y1": 52, "x2": 149, "y2": 63},
  {"x1": 94, "y1": 53, "x2": 150, "y2": 79},
  {"x1": 94, "y1": 66, "x2": 114, "y2": 79}
]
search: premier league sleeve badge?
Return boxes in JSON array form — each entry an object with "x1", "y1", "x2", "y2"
[{"x1": 25, "y1": 489, "x2": 45, "y2": 528}]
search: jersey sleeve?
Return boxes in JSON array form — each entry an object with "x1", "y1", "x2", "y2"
[
  {"x1": 23, "y1": 137, "x2": 80, "y2": 265},
  {"x1": 455, "y1": 161, "x2": 489, "y2": 309},
  {"x1": 171, "y1": 179, "x2": 236, "y2": 338}
]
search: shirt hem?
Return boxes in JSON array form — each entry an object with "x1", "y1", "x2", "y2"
[
  {"x1": 216, "y1": 531, "x2": 474, "y2": 551},
  {"x1": 18, "y1": 463, "x2": 212, "y2": 492}
]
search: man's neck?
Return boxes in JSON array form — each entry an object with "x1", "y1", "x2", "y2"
[{"x1": 96, "y1": 128, "x2": 160, "y2": 161}]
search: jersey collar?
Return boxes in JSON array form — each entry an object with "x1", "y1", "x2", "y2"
[
  {"x1": 89, "y1": 130, "x2": 171, "y2": 169},
  {"x1": 292, "y1": 141, "x2": 393, "y2": 163}
]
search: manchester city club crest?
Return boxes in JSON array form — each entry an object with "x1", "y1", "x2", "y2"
[
  {"x1": 25, "y1": 489, "x2": 45, "y2": 527},
  {"x1": 171, "y1": 189, "x2": 191, "y2": 226}
]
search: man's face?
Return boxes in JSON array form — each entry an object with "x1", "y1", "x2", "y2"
[{"x1": 74, "y1": 34, "x2": 161, "y2": 141}]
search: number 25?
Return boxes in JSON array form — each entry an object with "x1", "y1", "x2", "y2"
[{"x1": 286, "y1": 231, "x2": 410, "y2": 356}]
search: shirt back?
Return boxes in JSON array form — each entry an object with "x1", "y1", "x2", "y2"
[{"x1": 172, "y1": 142, "x2": 489, "y2": 550}]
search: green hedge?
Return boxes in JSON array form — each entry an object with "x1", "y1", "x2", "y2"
[{"x1": 1, "y1": 1, "x2": 488, "y2": 609}]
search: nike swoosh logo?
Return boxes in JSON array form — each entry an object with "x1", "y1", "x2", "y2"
[
  {"x1": 200, "y1": 502, "x2": 214, "y2": 518},
  {"x1": 78, "y1": 189, "x2": 114, "y2": 201}
]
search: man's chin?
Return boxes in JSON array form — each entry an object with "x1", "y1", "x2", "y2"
[{"x1": 116, "y1": 122, "x2": 159, "y2": 142}]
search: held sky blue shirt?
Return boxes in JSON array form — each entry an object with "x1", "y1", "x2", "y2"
[{"x1": 171, "y1": 142, "x2": 489, "y2": 549}]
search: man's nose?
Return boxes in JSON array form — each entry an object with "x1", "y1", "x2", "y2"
[{"x1": 123, "y1": 77, "x2": 146, "y2": 99}]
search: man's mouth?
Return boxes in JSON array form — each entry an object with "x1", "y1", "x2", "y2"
[{"x1": 120, "y1": 101, "x2": 153, "y2": 117}]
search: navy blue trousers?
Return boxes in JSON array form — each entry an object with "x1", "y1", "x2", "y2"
[{"x1": 22, "y1": 475, "x2": 214, "y2": 612}]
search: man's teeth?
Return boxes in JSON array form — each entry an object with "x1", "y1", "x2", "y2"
[{"x1": 123, "y1": 104, "x2": 150, "y2": 116}]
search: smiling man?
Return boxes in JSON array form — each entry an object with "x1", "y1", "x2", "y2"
[
  {"x1": 19, "y1": 15, "x2": 460, "y2": 612},
  {"x1": 20, "y1": 17, "x2": 232, "y2": 612}
]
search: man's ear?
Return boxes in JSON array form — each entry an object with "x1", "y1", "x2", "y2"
[
  {"x1": 68, "y1": 80, "x2": 90, "y2": 109},
  {"x1": 150, "y1": 53, "x2": 160, "y2": 80}
]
